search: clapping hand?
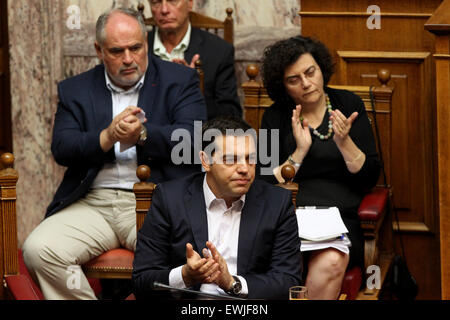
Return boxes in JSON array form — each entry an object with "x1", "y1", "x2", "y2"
[
  {"x1": 205, "y1": 241, "x2": 234, "y2": 292},
  {"x1": 114, "y1": 107, "x2": 147, "y2": 145},
  {"x1": 182, "y1": 243, "x2": 220, "y2": 288},
  {"x1": 101, "y1": 106, "x2": 146, "y2": 151},
  {"x1": 172, "y1": 54, "x2": 201, "y2": 69},
  {"x1": 330, "y1": 109, "x2": 358, "y2": 145},
  {"x1": 291, "y1": 104, "x2": 312, "y2": 157}
]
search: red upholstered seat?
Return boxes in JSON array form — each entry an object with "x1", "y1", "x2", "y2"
[
  {"x1": 339, "y1": 187, "x2": 390, "y2": 299},
  {"x1": 17, "y1": 249, "x2": 44, "y2": 300},
  {"x1": 358, "y1": 187, "x2": 389, "y2": 221},
  {"x1": 340, "y1": 266, "x2": 363, "y2": 300},
  {"x1": 82, "y1": 248, "x2": 134, "y2": 279},
  {"x1": 125, "y1": 293, "x2": 136, "y2": 300},
  {"x1": 5, "y1": 250, "x2": 103, "y2": 300},
  {"x1": 4, "y1": 275, "x2": 42, "y2": 300}
]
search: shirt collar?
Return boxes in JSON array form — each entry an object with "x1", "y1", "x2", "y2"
[
  {"x1": 104, "y1": 70, "x2": 145, "y2": 94},
  {"x1": 153, "y1": 23, "x2": 192, "y2": 60},
  {"x1": 203, "y1": 174, "x2": 246, "y2": 211}
]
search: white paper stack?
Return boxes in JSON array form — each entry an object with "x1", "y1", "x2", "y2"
[{"x1": 295, "y1": 207, "x2": 351, "y2": 254}]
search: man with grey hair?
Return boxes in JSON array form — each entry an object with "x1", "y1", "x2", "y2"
[
  {"x1": 148, "y1": 0, "x2": 241, "y2": 119},
  {"x1": 22, "y1": 7, "x2": 206, "y2": 300}
]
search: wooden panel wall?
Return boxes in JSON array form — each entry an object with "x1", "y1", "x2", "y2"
[
  {"x1": 0, "y1": 0, "x2": 12, "y2": 160},
  {"x1": 300, "y1": 0, "x2": 442, "y2": 299},
  {"x1": 425, "y1": 0, "x2": 450, "y2": 300}
]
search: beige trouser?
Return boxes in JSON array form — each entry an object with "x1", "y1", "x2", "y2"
[{"x1": 22, "y1": 189, "x2": 136, "y2": 300}]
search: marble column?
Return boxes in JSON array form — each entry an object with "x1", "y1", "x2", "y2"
[{"x1": 8, "y1": 0, "x2": 65, "y2": 246}]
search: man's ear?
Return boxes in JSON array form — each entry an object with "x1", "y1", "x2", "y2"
[
  {"x1": 144, "y1": 32, "x2": 149, "y2": 53},
  {"x1": 188, "y1": 0, "x2": 194, "y2": 12},
  {"x1": 199, "y1": 151, "x2": 211, "y2": 172},
  {"x1": 94, "y1": 42, "x2": 103, "y2": 61}
]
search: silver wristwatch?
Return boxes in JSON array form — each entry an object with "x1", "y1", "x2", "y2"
[
  {"x1": 137, "y1": 125, "x2": 147, "y2": 146},
  {"x1": 226, "y1": 276, "x2": 242, "y2": 296}
]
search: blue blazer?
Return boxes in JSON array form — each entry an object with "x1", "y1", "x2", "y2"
[
  {"x1": 132, "y1": 173, "x2": 302, "y2": 300},
  {"x1": 46, "y1": 55, "x2": 207, "y2": 218},
  {"x1": 148, "y1": 27, "x2": 242, "y2": 119}
]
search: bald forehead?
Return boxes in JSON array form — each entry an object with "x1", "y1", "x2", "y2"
[
  {"x1": 105, "y1": 12, "x2": 141, "y2": 35},
  {"x1": 96, "y1": 11, "x2": 146, "y2": 48}
]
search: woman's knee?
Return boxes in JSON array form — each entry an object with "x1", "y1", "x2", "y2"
[
  {"x1": 311, "y1": 249, "x2": 349, "y2": 279},
  {"x1": 325, "y1": 250, "x2": 349, "y2": 279}
]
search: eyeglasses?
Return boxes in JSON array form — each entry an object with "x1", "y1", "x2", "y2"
[{"x1": 149, "y1": 0, "x2": 183, "y2": 8}]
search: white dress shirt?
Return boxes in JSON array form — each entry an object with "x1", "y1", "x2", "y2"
[
  {"x1": 153, "y1": 24, "x2": 192, "y2": 62},
  {"x1": 168, "y1": 175, "x2": 249, "y2": 297},
  {"x1": 90, "y1": 71, "x2": 145, "y2": 191}
]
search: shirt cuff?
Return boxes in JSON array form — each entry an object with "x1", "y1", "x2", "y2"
[
  {"x1": 237, "y1": 275, "x2": 249, "y2": 297},
  {"x1": 169, "y1": 265, "x2": 187, "y2": 289}
]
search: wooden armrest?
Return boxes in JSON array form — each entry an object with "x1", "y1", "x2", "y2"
[
  {"x1": 358, "y1": 187, "x2": 394, "y2": 277},
  {"x1": 4, "y1": 275, "x2": 42, "y2": 300},
  {"x1": 358, "y1": 187, "x2": 389, "y2": 221},
  {"x1": 340, "y1": 266, "x2": 363, "y2": 300},
  {"x1": 134, "y1": 165, "x2": 155, "y2": 232},
  {"x1": 276, "y1": 165, "x2": 298, "y2": 206}
]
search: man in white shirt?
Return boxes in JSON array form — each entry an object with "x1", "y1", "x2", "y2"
[
  {"x1": 133, "y1": 116, "x2": 302, "y2": 299},
  {"x1": 148, "y1": 0, "x2": 242, "y2": 119},
  {"x1": 22, "y1": 7, "x2": 206, "y2": 300}
]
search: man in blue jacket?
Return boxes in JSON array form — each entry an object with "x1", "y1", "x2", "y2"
[{"x1": 22, "y1": 7, "x2": 206, "y2": 300}]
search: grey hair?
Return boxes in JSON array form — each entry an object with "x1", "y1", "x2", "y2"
[{"x1": 96, "y1": 7, "x2": 147, "y2": 46}]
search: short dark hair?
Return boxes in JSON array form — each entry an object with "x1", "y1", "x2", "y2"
[
  {"x1": 261, "y1": 35, "x2": 334, "y2": 105},
  {"x1": 201, "y1": 116, "x2": 254, "y2": 152}
]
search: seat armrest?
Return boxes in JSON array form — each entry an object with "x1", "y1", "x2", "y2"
[
  {"x1": 4, "y1": 275, "x2": 42, "y2": 300},
  {"x1": 358, "y1": 187, "x2": 389, "y2": 221},
  {"x1": 340, "y1": 266, "x2": 363, "y2": 300}
]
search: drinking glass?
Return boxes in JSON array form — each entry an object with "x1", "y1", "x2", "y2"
[{"x1": 289, "y1": 286, "x2": 308, "y2": 300}]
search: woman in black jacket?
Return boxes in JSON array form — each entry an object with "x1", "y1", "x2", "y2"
[{"x1": 259, "y1": 36, "x2": 380, "y2": 299}]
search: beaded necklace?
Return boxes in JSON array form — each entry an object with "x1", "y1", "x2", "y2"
[{"x1": 300, "y1": 94, "x2": 333, "y2": 140}]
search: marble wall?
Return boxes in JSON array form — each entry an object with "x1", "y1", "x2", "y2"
[
  {"x1": 8, "y1": 0, "x2": 66, "y2": 246},
  {"x1": 8, "y1": 0, "x2": 301, "y2": 246}
]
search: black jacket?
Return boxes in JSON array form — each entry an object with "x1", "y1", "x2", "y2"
[
  {"x1": 132, "y1": 173, "x2": 302, "y2": 300},
  {"x1": 148, "y1": 27, "x2": 242, "y2": 119}
]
